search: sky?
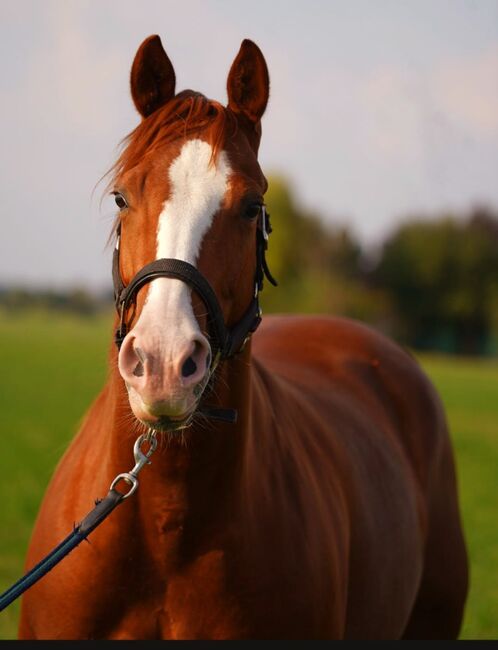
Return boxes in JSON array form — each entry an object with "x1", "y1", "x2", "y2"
[{"x1": 1, "y1": 0, "x2": 497, "y2": 290}]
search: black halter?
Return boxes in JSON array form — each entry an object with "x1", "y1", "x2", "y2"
[{"x1": 112, "y1": 206, "x2": 277, "y2": 361}]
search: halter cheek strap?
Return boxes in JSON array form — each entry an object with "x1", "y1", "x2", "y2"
[{"x1": 112, "y1": 206, "x2": 276, "y2": 360}]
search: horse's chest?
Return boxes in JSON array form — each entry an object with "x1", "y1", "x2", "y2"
[
  {"x1": 157, "y1": 549, "x2": 247, "y2": 639},
  {"x1": 84, "y1": 549, "x2": 244, "y2": 640},
  {"x1": 103, "y1": 515, "x2": 248, "y2": 639}
]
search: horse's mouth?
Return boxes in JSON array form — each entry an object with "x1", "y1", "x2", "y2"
[
  {"x1": 124, "y1": 378, "x2": 207, "y2": 432},
  {"x1": 140, "y1": 410, "x2": 196, "y2": 433}
]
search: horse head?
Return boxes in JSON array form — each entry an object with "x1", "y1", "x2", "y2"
[{"x1": 111, "y1": 35, "x2": 271, "y2": 432}]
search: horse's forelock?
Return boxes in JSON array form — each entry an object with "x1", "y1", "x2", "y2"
[
  {"x1": 108, "y1": 91, "x2": 235, "y2": 188},
  {"x1": 101, "y1": 91, "x2": 235, "y2": 248}
]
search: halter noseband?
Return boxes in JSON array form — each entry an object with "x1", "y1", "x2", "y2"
[{"x1": 112, "y1": 206, "x2": 277, "y2": 362}]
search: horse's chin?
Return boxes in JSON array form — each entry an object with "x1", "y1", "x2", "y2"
[{"x1": 126, "y1": 385, "x2": 200, "y2": 432}]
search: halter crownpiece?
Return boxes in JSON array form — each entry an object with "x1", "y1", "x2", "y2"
[{"x1": 112, "y1": 206, "x2": 277, "y2": 424}]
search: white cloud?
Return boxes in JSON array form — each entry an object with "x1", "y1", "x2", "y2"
[
  {"x1": 361, "y1": 67, "x2": 427, "y2": 162},
  {"x1": 432, "y1": 46, "x2": 498, "y2": 137}
]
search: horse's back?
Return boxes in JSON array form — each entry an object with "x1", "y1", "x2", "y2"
[{"x1": 253, "y1": 314, "x2": 449, "y2": 490}]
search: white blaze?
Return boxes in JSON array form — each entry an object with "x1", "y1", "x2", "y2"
[
  {"x1": 156, "y1": 138, "x2": 230, "y2": 262},
  {"x1": 135, "y1": 139, "x2": 230, "y2": 359}
]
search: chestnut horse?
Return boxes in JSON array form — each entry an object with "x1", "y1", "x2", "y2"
[{"x1": 19, "y1": 36, "x2": 468, "y2": 640}]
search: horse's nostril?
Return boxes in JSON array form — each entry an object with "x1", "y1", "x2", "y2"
[
  {"x1": 133, "y1": 362, "x2": 144, "y2": 377},
  {"x1": 182, "y1": 356, "x2": 197, "y2": 378}
]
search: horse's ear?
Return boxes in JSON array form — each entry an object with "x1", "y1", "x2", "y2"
[
  {"x1": 227, "y1": 39, "x2": 269, "y2": 124},
  {"x1": 130, "y1": 35, "x2": 176, "y2": 118}
]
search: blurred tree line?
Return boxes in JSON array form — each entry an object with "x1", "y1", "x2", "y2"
[
  {"x1": 1, "y1": 174, "x2": 497, "y2": 356},
  {"x1": 0, "y1": 286, "x2": 112, "y2": 316},
  {"x1": 261, "y1": 175, "x2": 498, "y2": 357}
]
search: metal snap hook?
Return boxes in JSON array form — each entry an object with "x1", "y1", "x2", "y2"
[
  {"x1": 109, "y1": 430, "x2": 158, "y2": 499},
  {"x1": 130, "y1": 432, "x2": 158, "y2": 477}
]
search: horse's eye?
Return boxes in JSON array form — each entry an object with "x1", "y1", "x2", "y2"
[
  {"x1": 113, "y1": 192, "x2": 128, "y2": 210},
  {"x1": 244, "y1": 203, "x2": 262, "y2": 221}
]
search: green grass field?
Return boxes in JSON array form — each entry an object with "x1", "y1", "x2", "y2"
[{"x1": 0, "y1": 309, "x2": 496, "y2": 639}]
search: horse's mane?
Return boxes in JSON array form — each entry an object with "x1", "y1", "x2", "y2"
[{"x1": 109, "y1": 90, "x2": 235, "y2": 185}]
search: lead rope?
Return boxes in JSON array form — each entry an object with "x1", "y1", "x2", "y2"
[{"x1": 0, "y1": 431, "x2": 157, "y2": 612}]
